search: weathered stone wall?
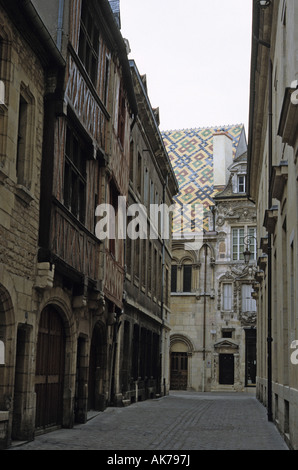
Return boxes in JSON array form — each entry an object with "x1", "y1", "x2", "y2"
[{"x1": 0, "y1": 6, "x2": 46, "y2": 447}]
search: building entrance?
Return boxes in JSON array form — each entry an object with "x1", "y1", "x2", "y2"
[
  {"x1": 35, "y1": 306, "x2": 65, "y2": 430},
  {"x1": 170, "y1": 352, "x2": 188, "y2": 390},
  {"x1": 219, "y1": 353, "x2": 234, "y2": 385},
  {"x1": 88, "y1": 323, "x2": 107, "y2": 411}
]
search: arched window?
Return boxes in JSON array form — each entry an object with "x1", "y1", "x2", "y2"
[
  {"x1": 171, "y1": 264, "x2": 177, "y2": 292},
  {"x1": 182, "y1": 264, "x2": 192, "y2": 292}
]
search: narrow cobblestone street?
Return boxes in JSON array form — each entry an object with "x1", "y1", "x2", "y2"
[{"x1": 9, "y1": 391, "x2": 288, "y2": 452}]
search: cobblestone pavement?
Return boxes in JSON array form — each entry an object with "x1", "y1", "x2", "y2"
[{"x1": 9, "y1": 391, "x2": 288, "y2": 451}]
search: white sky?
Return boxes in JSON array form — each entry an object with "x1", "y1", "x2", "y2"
[{"x1": 120, "y1": 0, "x2": 253, "y2": 134}]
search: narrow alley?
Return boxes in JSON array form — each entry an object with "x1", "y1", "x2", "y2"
[{"x1": 9, "y1": 391, "x2": 288, "y2": 452}]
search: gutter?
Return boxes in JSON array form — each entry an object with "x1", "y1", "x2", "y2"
[
  {"x1": 21, "y1": 0, "x2": 65, "y2": 68},
  {"x1": 247, "y1": 1, "x2": 260, "y2": 199}
]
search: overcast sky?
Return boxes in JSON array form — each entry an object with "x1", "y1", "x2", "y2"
[{"x1": 120, "y1": 0, "x2": 253, "y2": 135}]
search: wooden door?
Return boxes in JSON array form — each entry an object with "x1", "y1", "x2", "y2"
[
  {"x1": 88, "y1": 324, "x2": 106, "y2": 411},
  {"x1": 170, "y1": 352, "x2": 188, "y2": 390},
  {"x1": 219, "y1": 354, "x2": 234, "y2": 385},
  {"x1": 35, "y1": 307, "x2": 65, "y2": 430}
]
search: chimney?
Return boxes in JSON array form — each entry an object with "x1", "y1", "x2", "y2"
[
  {"x1": 109, "y1": 0, "x2": 121, "y2": 28},
  {"x1": 213, "y1": 132, "x2": 233, "y2": 190}
]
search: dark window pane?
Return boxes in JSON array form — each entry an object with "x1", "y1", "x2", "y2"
[
  {"x1": 183, "y1": 265, "x2": 192, "y2": 292},
  {"x1": 171, "y1": 265, "x2": 177, "y2": 292}
]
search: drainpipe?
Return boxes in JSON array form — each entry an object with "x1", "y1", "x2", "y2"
[
  {"x1": 201, "y1": 243, "x2": 208, "y2": 392},
  {"x1": 22, "y1": 0, "x2": 65, "y2": 67},
  {"x1": 203, "y1": 244, "x2": 207, "y2": 362},
  {"x1": 267, "y1": 58, "x2": 273, "y2": 422},
  {"x1": 160, "y1": 173, "x2": 169, "y2": 396}
]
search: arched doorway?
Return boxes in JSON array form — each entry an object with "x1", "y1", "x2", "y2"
[
  {"x1": 35, "y1": 306, "x2": 66, "y2": 431},
  {"x1": 0, "y1": 283, "x2": 15, "y2": 447},
  {"x1": 88, "y1": 322, "x2": 107, "y2": 411},
  {"x1": 170, "y1": 338, "x2": 192, "y2": 390},
  {"x1": 170, "y1": 350, "x2": 188, "y2": 390}
]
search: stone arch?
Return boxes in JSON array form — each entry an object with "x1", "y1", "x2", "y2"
[
  {"x1": 170, "y1": 334, "x2": 194, "y2": 391},
  {"x1": 171, "y1": 256, "x2": 180, "y2": 266},
  {"x1": 37, "y1": 287, "x2": 76, "y2": 342},
  {"x1": 172, "y1": 242, "x2": 198, "y2": 264},
  {"x1": 0, "y1": 279, "x2": 16, "y2": 411},
  {"x1": 198, "y1": 242, "x2": 215, "y2": 262},
  {"x1": 170, "y1": 334, "x2": 194, "y2": 355},
  {"x1": 180, "y1": 255, "x2": 195, "y2": 265},
  {"x1": 36, "y1": 288, "x2": 77, "y2": 429}
]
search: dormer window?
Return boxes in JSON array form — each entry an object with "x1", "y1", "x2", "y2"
[{"x1": 237, "y1": 175, "x2": 246, "y2": 193}]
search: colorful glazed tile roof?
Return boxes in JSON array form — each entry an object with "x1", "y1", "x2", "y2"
[{"x1": 162, "y1": 124, "x2": 245, "y2": 233}]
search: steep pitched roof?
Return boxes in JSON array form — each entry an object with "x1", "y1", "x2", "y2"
[{"x1": 162, "y1": 124, "x2": 245, "y2": 232}]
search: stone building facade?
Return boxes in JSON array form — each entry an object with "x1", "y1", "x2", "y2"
[
  {"x1": 163, "y1": 126, "x2": 257, "y2": 392},
  {"x1": 34, "y1": 0, "x2": 138, "y2": 431},
  {"x1": 0, "y1": 0, "x2": 65, "y2": 448},
  {"x1": 248, "y1": 0, "x2": 298, "y2": 449}
]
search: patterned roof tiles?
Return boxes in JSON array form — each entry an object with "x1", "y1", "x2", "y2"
[{"x1": 162, "y1": 124, "x2": 245, "y2": 233}]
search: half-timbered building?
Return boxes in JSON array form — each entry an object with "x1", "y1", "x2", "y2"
[
  {"x1": 35, "y1": 0, "x2": 137, "y2": 429},
  {"x1": 0, "y1": 0, "x2": 137, "y2": 447},
  {"x1": 115, "y1": 61, "x2": 178, "y2": 405}
]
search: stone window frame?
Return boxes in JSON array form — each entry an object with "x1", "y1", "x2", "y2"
[
  {"x1": 237, "y1": 174, "x2": 246, "y2": 193},
  {"x1": 232, "y1": 226, "x2": 257, "y2": 262},
  {"x1": 0, "y1": 25, "x2": 12, "y2": 174},
  {"x1": 171, "y1": 256, "x2": 194, "y2": 294},
  {"x1": 16, "y1": 83, "x2": 36, "y2": 191},
  {"x1": 222, "y1": 282, "x2": 233, "y2": 311}
]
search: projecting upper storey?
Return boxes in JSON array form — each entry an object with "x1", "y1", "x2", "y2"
[
  {"x1": 33, "y1": 0, "x2": 138, "y2": 304},
  {"x1": 32, "y1": 0, "x2": 137, "y2": 162}
]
